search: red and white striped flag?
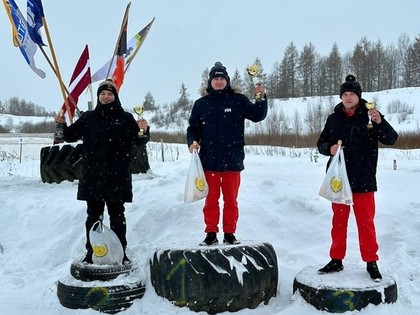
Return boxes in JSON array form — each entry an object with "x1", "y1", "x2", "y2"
[{"x1": 60, "y1": 45, "x2": 91, "y2": 119}]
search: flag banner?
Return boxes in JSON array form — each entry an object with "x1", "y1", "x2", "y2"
[
  {"x1": 27, "y1": 0, "x2": 45, "y2": 46},
  {"x1": 91, "y1": 17, "x2": 155, "y2": 83},
  {"x1": 111, "y1": 12, "x2": 128, "y2": 90},
  {"x1": 61, "y1": 45, "x2": 91, "y2": 118},
  {"x1": 3, "y1": 0, "x2": 46, "y2": 78}
]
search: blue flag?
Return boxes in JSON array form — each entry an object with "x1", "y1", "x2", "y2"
[
  {"x1": 27, "y1": 0, "x2": 45, "y2": 46},
  {"x1": 3, "y1": 0, "x2": 46, "y2": 78}
]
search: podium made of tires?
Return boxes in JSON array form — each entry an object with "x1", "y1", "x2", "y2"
[
  {"x1": 57, "y1": 260, "x2": 145, "y2": 314},
  {"x1": 293, "y1": 265, "x2": 398, "y2": 313},
  {"x1": 150, "y1": 242, "x2": 279, "y2": 314}
]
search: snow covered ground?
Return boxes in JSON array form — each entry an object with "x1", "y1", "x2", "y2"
[
  {"x1": 1, "y1": 87, "x2": 420, "y2": 314},
  {"x1": 1, "y1": 133, "x2": 420, "y2": 314}
]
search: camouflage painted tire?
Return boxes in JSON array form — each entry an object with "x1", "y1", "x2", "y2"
[
  {"x1": 57, "y1": 277, "x2": 145, "y2": 314},
  {"x1": 150, "y1": 242, "x2": 278, "y2": 314},
  {"x1": 293, "y1": 265, "x2": 398, "y2": 313}
]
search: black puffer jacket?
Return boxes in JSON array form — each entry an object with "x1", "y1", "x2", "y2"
[
  {"x1": 317, "y1": 98, "x2": 398, "y2": 192},
  {"x1": 62, "y1": 100, "x2": 149, "y2": 202},
  {"x1": 187, "y1": 89, "x2": 267, "y2": 172}
]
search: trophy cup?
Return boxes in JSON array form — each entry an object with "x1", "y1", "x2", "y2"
[
  {"x1": 246, "y1": 64, "x2": 262, "y2": 100},
  {"x1": 133, "y1": 105, "x2": 145, "y2": 137},
  {"x1": 365, "y1": 101, "x2": 376, "y2": 129}
]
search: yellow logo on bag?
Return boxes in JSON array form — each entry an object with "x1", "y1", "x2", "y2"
[
  {"x1": 195, "y1": 177, "x2": 205, "y2": 192},
  {"x1": 330, "y1": 177, "x2": 343, "y2": 192},
  {"x1": 93, "y1": 244, "x2": 108, "y2": 257}
]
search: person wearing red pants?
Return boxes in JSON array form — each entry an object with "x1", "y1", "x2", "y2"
[
  {"x1": 317, "y1": 75, "x2": 398, "y2": 281},
  {"x1": 187, "y1": 61, "x2": 267, "y2": 246}
]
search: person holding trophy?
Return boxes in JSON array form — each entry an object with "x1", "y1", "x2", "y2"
[
  {"x1": 187, "y1": 61, "x2": 267, "y2": 246},
  {"x1": 54, "y1": 79, "x2": 149, "y2": 264},
  {"x1": 316, "y1": 74, "x2": 398, "y2": 281}
]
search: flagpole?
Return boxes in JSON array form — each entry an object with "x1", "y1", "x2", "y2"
[
  {"x1": 38, "y1": 46, "x2": 81, "y2": 117},
  {"x1": 40, "y1": 15, "x2": 74, "y2": 123},
  {"x1": 106, "y1": 2, "x2": 131, "y2": 79},
  {"x1": 124, "y1": 17, "x2": 155, "y2": 75},
  {"x1": 1, "y1": 0, "x2": 22, "y2": 47}
]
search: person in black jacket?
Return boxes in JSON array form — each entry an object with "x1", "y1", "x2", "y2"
[
  {"x1": 55, "y1": 79, "x2": 149, "y2": 264},
  {"x1": 187, "y1": 61, "x2": 268, "y2": 246},
  {"x1": 316, "y1": 75, "x2": 398, "y2": 281}
]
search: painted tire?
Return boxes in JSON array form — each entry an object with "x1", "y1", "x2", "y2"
[
  {"x1": 150, "y1": 242, "x2": 278, "y2": 314},
  {"x1": 57, "y1": 277, "x2": 145, "y2": 314},
  {"x1": 70, "y1": 261, "x2": 133, "y2": 282},
  {"x1": 40, "y1": 143, "x2": 149, "y2": 184},
  {"x1": 293, "y1": 265, "x2": 398, "y2": 313}
]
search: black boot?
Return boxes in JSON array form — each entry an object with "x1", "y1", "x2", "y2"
[
  {"x1": 367, "y1": 261, "x2": 382, "y2": 281},
  {"x1": 223, "y1": 233, "x2": 240, "y2": 245},
  {"x1": 199, "y1": 232, "x2": 218, "y2": 246},
  {"x1": 82, "y1": 250, "x2": 93, "y2": 264},
  {"x1": 122, "y1": 249, "x2": 131, "y2": 265},
  {"x1": 318, "y1": 259, "x2": 343, "y2": 274}
]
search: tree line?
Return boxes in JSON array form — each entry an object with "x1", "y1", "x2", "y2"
[
  {"x1": 241, "y1": 34, "x2": 419, "y2": 99},
  {"x1": 1, "y1": 33, "x2": 418, "y2": 148}
]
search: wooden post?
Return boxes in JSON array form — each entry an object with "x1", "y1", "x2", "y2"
[{"x1": 160, "y1": 139, "x2": 164, "y2": 162}]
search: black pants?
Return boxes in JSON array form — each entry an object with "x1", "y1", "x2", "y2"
[{"x1": 85, "y1": 200, "x2": 127, "y2": 252}]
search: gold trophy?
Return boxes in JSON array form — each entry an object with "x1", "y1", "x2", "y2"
[
  {"x1": 246, "y1": 64, "x2": 262, "y2": 100},
  {"x1": 133, "y1": 105, "x2": 145, "y2": 137},
  {"x1": 365, "y1": 101, "x2": 376, "y2": 129}
]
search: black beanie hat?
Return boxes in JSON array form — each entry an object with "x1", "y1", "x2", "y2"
[
  {"x1": 208, "y1": 61, "x2": 230, "y2": 84},
  {"x1": 97, "y1": 79, "x2": 118, "y2": 97},
  {"x1": 340, "y1": 74, "x2": 362, "y2": 99}
]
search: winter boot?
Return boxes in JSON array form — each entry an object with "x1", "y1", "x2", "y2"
[
  {"x1": 82, "y1": 250, "x2": 93, "y2": 264},
  {"x1": 199, "y1": 232, "x2": 218, "y2": 246},
  {"x1": 318, "y1": 259, "x2": 343, "y2": 274},
  {"x1": 223, "y1": 233, "x2": 240, "y2": 245},
  {"x1": 367, "y1": 261, "x2": 382, "y2": 281},
  {"x1": 122, "y1": 250, "x2": 131, "y2": 265}
]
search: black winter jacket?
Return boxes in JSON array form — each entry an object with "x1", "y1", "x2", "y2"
[
  {"x1": 317, "y1": 98, "x2": 398, "y2": 192},
  {"x1": 187, "y1": 89, "x2": 267, "y2": 172},
  {"x1": 62, "y1": 100, "x2": 149, "y2": 202}
]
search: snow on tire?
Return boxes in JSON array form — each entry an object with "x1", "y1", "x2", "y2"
[
  {"x1": 57, "y1": 276, "x2": 145, "y2": 314},
  {"x1": 293, "y1": 265, "x2": 398, "y2": 313},
  {"x1": 70, "y1": 260, "x2": 133, "y2": 282},
  {"x1": 150, "y1": 242, "x2": 278, "y2": 314}
]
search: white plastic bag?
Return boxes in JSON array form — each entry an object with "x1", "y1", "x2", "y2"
[
  {"x1": 184, "y1": 149, "x2": 209, "y2": 203},
  {"x1": 318, "y1": 143, "x2": 353, "y2": 205},
  {"x1": 89, "y1": 221, "x2": 124, "y2": 265}
]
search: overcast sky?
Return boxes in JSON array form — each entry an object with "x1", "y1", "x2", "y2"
[{"x1": 1, "y1": 0, "x2": 419, "y2": 114}]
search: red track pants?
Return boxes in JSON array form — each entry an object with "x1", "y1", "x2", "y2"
[
  {"x1": 203, "y1": 171, "x2": 241, "y2": 233},
  {"x1": 329, "y1": 192, "x2": 379, "y2": 262}
]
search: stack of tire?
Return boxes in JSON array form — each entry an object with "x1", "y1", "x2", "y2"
[
  {"x1": 56, "y1": 260, "x2": 145, "y2": 313},
  {"x1": 40, "y1": 143, "x2": 150, "y2": 184}
]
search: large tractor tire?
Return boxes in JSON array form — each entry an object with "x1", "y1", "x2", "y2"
[
  {"x1": 40, "y1": 143, "x2": 149, "y2": 184},
  {"x1": 293, "y1": 265, "x2": 398, "y2": 313},
  {"x1": 150, "y1": 242, "x2": 278, "y2": 314}
]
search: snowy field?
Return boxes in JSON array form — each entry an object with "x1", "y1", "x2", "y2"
[{"x1": 1, "y1": 133, "x2": 420, "y2": 314}]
